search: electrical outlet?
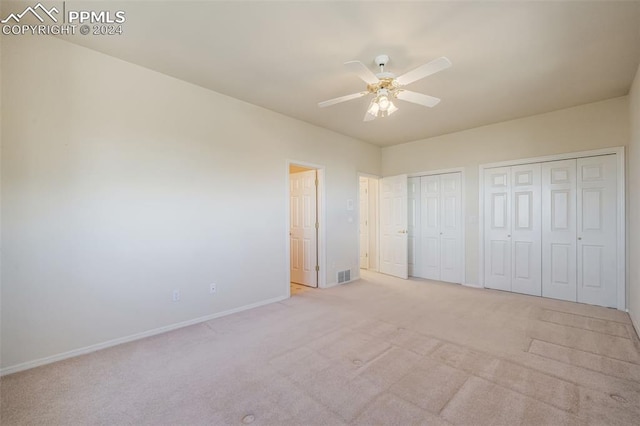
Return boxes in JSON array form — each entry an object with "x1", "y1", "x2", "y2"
[
  {"x1": 172, "y1": 289, "x2": 180, "y2": 302},
  {"x1": 209, "y1": 283, "x2": 217, "y2": 294}
]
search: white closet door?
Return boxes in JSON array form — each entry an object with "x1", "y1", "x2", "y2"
[
  {"x1": 542, "y1": 159, "x2": 577, "y2": 302},
  {"x1": 440, "y1": 173, "x2": 462, "y2": 283},
  {"x1": 577, "y1": 155, "x2": 617, "y2": 308},
  {"x1": 408, "y1": 177, "x2": 421, "y2": 277},
  {"x1": 380, "y1": 174, "x2": 408, "y2": 279},
  {"x1": 484, "y1": 167, "x2": 512, "y2": 291},
  {"x1": 421, "y1": 175, "x2": 441, "y2": 280},
  {"x1": 510, "y1": 164, "x2": 542, "y2": 296}
]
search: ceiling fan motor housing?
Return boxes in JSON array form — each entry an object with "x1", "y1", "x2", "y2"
[{"x1": 375, "y1": 54, "x2": 389, "y2": 67}]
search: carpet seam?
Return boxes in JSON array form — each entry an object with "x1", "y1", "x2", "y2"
[
  {"x1": 522, "y1": 350, "x2": 640, "y2": 391},
  {"x1": 425, "y1": 340, "x2": 639, "y2": 411},
  {"x1": 528, "y1": 337, "x2": 640, "y2": 365},
  {"x1": 541, "y1": 308, "x2": 632, "y2": 325},
  {"x1": 527, "y1": 340, "x2": 640, "y2": 383},
  {"x1": 426, "y1": 351, "x2": 583, "y2": 417},
  {"x1": 537, "y1": 317, "x2": 631, "y2": 339},
  {"x1": 450, "y1": 375, "x2": 585, "y2": 422},
  {"x1": 437, "y1": 375, "x2": 471, "y2": 416}
]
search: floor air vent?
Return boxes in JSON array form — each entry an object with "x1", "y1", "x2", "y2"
[{"x1": 337, "y1": 269, "x2": 351, "y2": 284}]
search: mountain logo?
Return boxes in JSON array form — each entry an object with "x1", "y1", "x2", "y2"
[{"x1": 1, "y1": 3, "x2": 59, "y2": 24}]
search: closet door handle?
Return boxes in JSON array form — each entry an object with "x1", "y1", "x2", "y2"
[{"x1": 578, "y1": 237, "x2": 582, "y2": 240}]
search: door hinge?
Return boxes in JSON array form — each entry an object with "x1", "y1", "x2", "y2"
[
  {"x1": 315, "y1": 222, "x2": 319, "y2": 229},
  {"x1": 315, "y1": 179, "x2": 319, "y2": 187},
  {"x1": 315, "y1": 265, "x2": 320, "y2": 272}
]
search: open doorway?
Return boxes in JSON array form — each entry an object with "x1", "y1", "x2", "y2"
[
  {"x1": 358, "y1": 175, "x2": 379, "y2": 272},
  {"x1": 288, "y1": 162, "x2": 325, "y2": 295}
]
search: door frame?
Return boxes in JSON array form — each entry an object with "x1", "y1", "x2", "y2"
[
  {"x1": 478, "y1": 146, "x2": 626, "y2": 310},
  {"x1": 286, "y1": 160, "x2": 326, "y2": 296},
  {"x1": 408, "y1": 167, "x2": 466, "y2": 285},
  {"x1": 357, "y1": 173, "x2": 380, "y2": 273}
]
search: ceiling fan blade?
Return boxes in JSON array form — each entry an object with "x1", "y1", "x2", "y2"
[
  {"x1": 344, "y1": 60, "x2": 379, "y2": 85},
  {"x1": 396, "y1": 90, "x2": 441, "y2": 107},
  {"x1": 395, "y1": 57, "x2": 452, "y2": 86},
  {"x1": 318, "y1": 91, "x2": 368, "y2": 108}
]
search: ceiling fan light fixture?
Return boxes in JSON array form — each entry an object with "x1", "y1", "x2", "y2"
[
  {"x1": 377, "y1": 95, "x2": 390, "y2": 111},
  {"x1": 367, "y1": 100, "x2": 380, "y2": 116},
  {"x1": 387, "y1": 101, "x2": 398, "y2": 115}
]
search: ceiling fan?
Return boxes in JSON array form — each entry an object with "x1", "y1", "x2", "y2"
[{"x1": 318, "y1": 54, "x2": 451, "y2": 121}]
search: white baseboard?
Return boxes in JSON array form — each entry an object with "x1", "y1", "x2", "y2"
[
  {"x1": 463, "y1": 282, "x2": 483, "y2": 288},
  {"x1": 1, "y1": 295, "x2": 289, "y2": 376},
  {"x1": 629, "y1": 309, "x2": 640, "y2": 340}
]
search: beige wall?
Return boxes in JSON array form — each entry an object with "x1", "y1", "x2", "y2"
[
  {"x1": 629, "y1": 65, "x2": 640, "y2": 333},
  {"x1": 2, "y1": 33, "x2": 636, "y2": 372},
  {"x1": 0, "y1": 36, "x2": 380, "y2": 371},
  {"x1": 382, "y1": 97, "x2": 630, "y2": 286}
]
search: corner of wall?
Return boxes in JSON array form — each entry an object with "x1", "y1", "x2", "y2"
[
  {"x1": 628, "y1": 62, "x2": 640, "y2": 337},
  {"x1": 0, "y1": 33, "x2": 4, "y2": 367}
]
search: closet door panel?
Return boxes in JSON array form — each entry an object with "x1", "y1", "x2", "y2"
[
  {"x1": 408, "y1": 177, "x2": 421, "y2": 277},
  {"x1": 484, "y1": 167, "x2": 512, "y2": 291},
  {"x1": 542, "y1": 159, "x2": 577, "y2": 302},
  {"x1": 420, "y1": 175, "x2": 441, "y2": 280},
  {"x1": 577, "y1": 155, "x2": 617, "y2": 308},
  {"x1": 510, "y1": 164, "x2": 542, "y2": 296},
  {"x1": 440, "y1": 173, "x2": 462, "y2": 283}
]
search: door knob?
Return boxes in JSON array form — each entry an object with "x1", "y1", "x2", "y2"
[
  {"x1": 507, "y1": 234, "x2": 511, "y2": 238},
  {"x1": 578, "y1": 237, "x2": 582, "y2": 240}
]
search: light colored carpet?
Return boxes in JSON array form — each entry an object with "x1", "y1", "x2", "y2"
[{"x1": 2, "y1": 270, "x2": 640, "y2": 425}]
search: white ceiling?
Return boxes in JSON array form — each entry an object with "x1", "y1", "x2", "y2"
[{"x1": 13, "y1": 1, "x2": 640, "y2": 146}]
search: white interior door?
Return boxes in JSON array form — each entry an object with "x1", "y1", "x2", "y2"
[
  {"x1": 484, "y1": 167, "x2": 512, "y2": 291},
  {"x1": 359, "y1": 178, "x2": 369, "y2": 269},
  {"x1": 577, "y1": 155, "x2": 617, "y2": 307},
  {"x1": 290, "y1": 170, "x2": 317, "y2": 287},
  {"x1": 439, "y1": 173, "x2": 463, "y2": 284},
  {"x1": 420, "y1": 175, "x2": 441, "y2": 280},
  {"x1": 510, "y1": 164, "x2": 541, "y2": 296},
  {"x1": 542, "y1": 159, "x2": 577, "y2": 302},
  {"x1": 380, "y1": 174, "x2": 408, "y2": 279},
  {"x1": 408, "y1": 177, "x2": 421, "y2": 277}
]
